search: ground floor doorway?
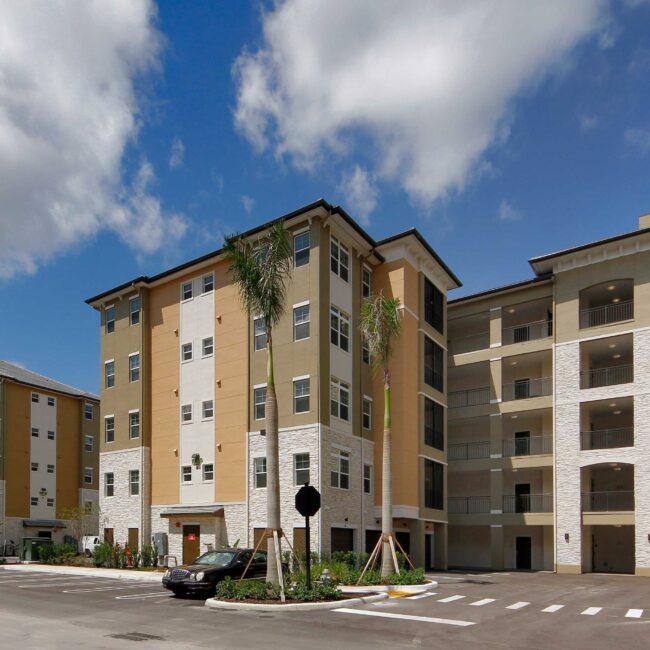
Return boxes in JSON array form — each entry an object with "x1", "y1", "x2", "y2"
[
  {"x1": 515, "y1": 536, "x2": 532, "y2": 570},
  {"x1": 182, "y1": 525, "x2": 200, "y2": 564}
]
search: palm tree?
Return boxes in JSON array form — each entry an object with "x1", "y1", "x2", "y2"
[
  {"x1": 359, "y1": 290, "x2": 402, "y2": 578},
  {"x1": 224, "y1": 221, "x2": 293, "y2": 586}
]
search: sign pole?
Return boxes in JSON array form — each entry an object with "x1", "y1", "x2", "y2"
[{"x1": 305, "y1": 513, "x2": 311, "y2": 590}]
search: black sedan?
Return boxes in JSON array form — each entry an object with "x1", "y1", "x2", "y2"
[{"x1": 162, "y1": 548, "x2": 269, "y2": 596}]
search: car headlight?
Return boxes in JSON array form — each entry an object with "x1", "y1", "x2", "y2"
[
  {"x1": 164, "y1": 570, "x2": 171, "y2": 578},
  {"x1": 195, "y1": 572, "x2": 205, "y2": 581}
]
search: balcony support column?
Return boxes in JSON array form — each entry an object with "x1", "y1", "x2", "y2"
[
  {"x1": 489, "y1": 306, "x2": 502, "y2": 348},
  {"x1": 490, "y1": 358, "x2": 502, "y2": 403},
  {"x1": 490, "y1": 524, "x2": 504, "y2": 570}
]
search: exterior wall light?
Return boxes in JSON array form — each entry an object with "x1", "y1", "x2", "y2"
[{"x1": 564, "y1": 533, "x2": 570, "y2": 542}]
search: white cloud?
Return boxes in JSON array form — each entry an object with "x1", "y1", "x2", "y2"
[
  {"x1": 234, "y1": 1, "x2": 605, "y2": 207},
  {"x1": 0, "y1": 1, "x2": 185, "y2": 279},
  {"x1": 624, "y1": 127, "x2": 650, "y2": 153},
  {"x1": 339, "y1": 166, "x2": 378, "y2": 224},
  {"x1": 498, "y1": 200, "x2": 522, "y2": 222},
  {"x1": 169, "y1": 137, "x2": 185, "y2": 169},
  {"x1": 241, "y1": 195, "x2": 255, "y2": 215},
  {"x1": 579, "y1": 114, "x2": 599, "y2": 132}
]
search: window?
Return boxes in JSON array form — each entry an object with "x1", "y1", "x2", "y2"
[
  {"x1": 254, "y1": 318, "x2": 266, "y2": 351},
  {"x1": 129, "y1": 469, "x2": 139, "y2": 495},
  {"x1": 254, "y1": 386, "x2": 266, "y2": 420},
  {"x1": 203, "y1": 463, "x2": 214, "y2": 481},
  {"x1": 202, "y1": 273, "x2": 214, "y2": 293},
  {"x1": 129, "y1": 411, "x2": 140, "y2": 439},
  {"x1": 105, "y1": 472, "x2": 114, "y2": 497},
  {"x1": 362, "y1": 335, "x2": 371, "y2": 365},
  {"x1": 293, "y1": 304, "x2": 310, "y2": 341},
  {"x1": 84, "y1": 467, "x2": 93, "y2": 484},
  {"x1": 181, "y1": 404, "x2": 192, "y2": 423},
  {"x1": 294, "y1": 453, "x2": 310, "y2": 485},
  {"x1": 202, "y1": 336, "x2": 214, "y2": 357},
  {"x1": 47, "y1": 498, "x2": 55, "y2": 507},
  {"x1": 181, "y1": 343, "x2": 193, "y2": 362},
  {"x1": 47, "y1": 464, "x2": 55, "y2": 474},
  {"x1": 330, "y1": 379, "x2": 350, "y2": 421},
  {"x1": 424, "y1": 337, "x2": 443, "y2": 392},
  {"x1": 47, "y1": 396, "x2": 55, "y2": 407},
  {"x1": 181, "y1": 465, "x2": 192, "y2": 483},
  {"x1": 293, "y1": 378, "x2": 310, "y2": 414},
  {"x1": 424, "y1": 459, "x2": 444, "y2": 510},
  {"x1": 330, "y1": 236, "x2": 349, "y2": 282},
  {"x1": 84, "y1": 403, "x2": 93, "y2": 420},
  {"x1": 31, "y1": 427, "x2": 39, "y2": 438},
  {"x1": 84, "y1": 435, "x2": 93, "y2": 452},
  {"x1": 424, "y1": 278, "x2": 444, "y2": 335},
  {"x1": 31, "y1": 393, "x2": 39, "y2": 403},
  {"x1": 202, "y1": 399, "x2": 214, "y2": 419},
  {"x1": 105, "y1": 416, "x2": 114, "y2": 443},
  {"x1": 182, "y1": 281, "x2": 193, "y2": 300},
  {"x1": 105, "y1": 360, "x2": 115, "y2": 389},
  {"x1": 330, "y1": 449, "x2": 350, "y2": 489},
  {"x1": 129, "y1": 296, "x2": 141, "y2": 325},
  {"x1": 31, "y1": 497, "x2": 38, "y2": 506},
  {"x1": 129, "y1": 354, "x2": 140, "y2": 382},
  {"x1": 424, "y1": 397, "x2": 444, "y2": 450},
  {"x1": 254, "y1": 457, "x2": 267, "y2": 488},
  {"x1": 294, "y1": 231, "x2": 310, "y2": 267},
  {"x1": 362, "y1": 267, "x2": 372, "y2": 298},
  {"x1": 84, "y1": 500, "x2": 93, "y2": 513},
  {"x1": 105, "y1": 306, "x2": 115, "y2": 334},
  {"x1": 31, "y1": 462, "x2": 39, "y2": 472},
  {"x1": 330, "y1": 306, "x2": 350, "y2": 351},
  {"x1": 363, "y1": 464, "x2": 372, "y2": 494},
  {"x1": 362, "y1": 397, "x2": 372, "y2": 430},
  {"x1": 47, "y1": 430, "x2": 55, "y2": 441}
]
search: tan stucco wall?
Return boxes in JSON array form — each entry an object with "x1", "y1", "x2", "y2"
[{"x1": 4, "y1": 382, "x2": 30, "y2": 517}]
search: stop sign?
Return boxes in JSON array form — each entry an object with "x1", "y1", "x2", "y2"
[{"x1": 295, "y1": 484, "x2": 321, "y2": 517}]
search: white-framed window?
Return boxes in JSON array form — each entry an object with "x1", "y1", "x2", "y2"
[
  {"x1": 105, "y1": 360, "x2": 115, "y2": 389},
  {"x1": 47, "y1": 498, "x2": 55, "y2": 507},
  {"x1": 330, "y1": 378, "x2": 350, "y2": 421},
  {"x1": 203, "y1": 463, "x2": 214, "y2": 482},
  {"x1": 129, "y1": 469, "x2": 139, "y2": 495},
  {"x1": 330, "y1": 306, "x2": 350, "y2": 352},
  {"x1": 129, "y1": 353, "x2": 140, "y2": 382},
  {"x1": 293, "y1": 304, "x2": 310, "y2": 341},
  {"x1": 254, "y1": 457, "x2": 267, "y2": 488},
  {"x1": 129, "y1": 411, "x2": 140, "y2": 439},
  {"x1": 105, "y1": 472, "x2": 114, "y2": 497},
  {"x1": 47, "y1": 464, "x2": 55, "y2": 474},
  {"x1": 31, "y1": 427, "x2": 39, "y2": 438},
  {"x1": 47, "y1": 430, "x2": 55, "y2": 441},
  {"x1": 181, "y1": 342, "x2": 193, "y2": 362},
  {"x1": 362, "y1": 397, "x2": 372, "y2": 430},
  {"x1": 84, "y1": 435, "x2": 93, "y2": 452},
  {"x1": 362, "y1": 335, "x2": 371, "y2": 365},
  {"x1": 105, "y1": 306, "x2": 115, "y2": 334},
  {"x1": 181, "y1": 281, "x2": 193, "y2": 301},
  {"x1": 31, "y1": 462, "x2": 39, "y2": 472},
  {"x1": 293, "y1": 377, "x2": 310, "y2": 414},
  {"x1": 31, "y1": 393, "x2": 39, "y2": 403},
  {"x1": 202, "y1": 273, "x2": 214, "y2": 294},
  {"x1": 330, "y1": 449, "x2": 350, "y2": 489},
  {"x1": 181, "y1": 465, "x2": 192, "y2": 483},
  {"x1": 130, "y1": 296, "x2": 141, "y2": 326},
  {"x1": 202, "y1": 336, "x2": 214, "y2": 357},
  {"x1": 84, "y1": 467, "x2": 93, "y2": 484},
  {"x1": 363, "y1": 464, "x2": 372, "y2": 494},
  {"x1": 84, "y1": 403, "x2": 93, "y2": 420},
  {"x1": 202, "y1": 399, "x2": 214, "y2": 419},
  {"x1": 31, "y1": 497, "x2": 38, "y2": 506},
  {"x1": 294, "y1": 230, "x2": 310, "y2": 267},
  {"x1": 181, "y1": 404, "x2": 192, "y2": 423},
  {"x1": 104, "y1": 416, "x2": 114, "y2": 443},
  {"x1": 362, "y1": 266, "x2": 372, "y2": 298},
  {"x1": 254, "y1": 386, "x2": 266, "y2": 420},
  {"x1": 254, "y1": 317, "x2": 267, "y2": 351},
  {"x1": 294, "y1": 453, "x2": 310, "y2": 485},
  {"x1": 330, "y1": 236, "x2": 349, "y2": 282},
  {"x1": 47, "y1": 396, "x2": 55, "y2": 407}
]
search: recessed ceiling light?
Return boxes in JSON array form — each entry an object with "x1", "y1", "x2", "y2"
[
  {"x1": 607, "y1": 285, "x2": 616, "y2": 291},
  {"x1": 613, "y1": 410, "x2": 622, "y2": 415},
  {"x1": 511, "y1": 361, "x2": 517, "y2": 366},
  {"x1": 613, "y1": 353, "x2": 621, "y2": 359},
  {"x1": 612, "y1": 297, "x2": 621, "y2": 303},
  {"x1": 508, "y1": 308, "x2": 516, "y2": 314},
  {"x1": 511, "y1": 415, "x2": 518, "y2": 420},
  {"x1": 609, "y1": 403, "x2": 617, "y2": 407},
  {"x1": 608, "y1": 344, "x2": 617, "y2": 349}
]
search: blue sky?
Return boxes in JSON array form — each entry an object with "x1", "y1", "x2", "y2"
[{"x1": 1, "y1": 1, "x2": 650, "y2": 394}]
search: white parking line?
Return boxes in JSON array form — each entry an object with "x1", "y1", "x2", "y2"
[
  {"x1": 63, "y1": 585, "x2": 148, "y2": 593},
  {"x1": 18, "y1": 581, "x2": 114, "y2": 588},
  {"x1": 115, "y1": 592, "x2": 170, "y2": 600},
  {"x1": 625, "y1": 609, "x2": 643, "y2": 619},
  {"x1": 407, "y1": 592, "x2": 437, "y2": 600},
  {"x1": 438, "y1": 595, "x2": 466, "y2": 603},
  {"x1": 542, "y1": 605, "x2": 564, "y2": 613},
  {"x1": 581, "y1": 607, "x2": 602, "y2": 616},
  {"x1": 469, "y1": 598, "x2": 496, "y2": 607},
  {"x1": 333, "y1": 608, "x2": 476, "y2": 627},
  {"x1": 506, "y1": 602, "x2": 530, "y2": 610}
]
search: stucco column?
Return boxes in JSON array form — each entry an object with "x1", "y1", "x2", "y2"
[
  {"x1": 433, "y1": 522, "x2": 448, "y2": 570},
  {"x1": 489, "y1": 307, "x2": 502, "y2": 348},
  {"x1": 408, "y1": 518, "x2": 425, "y2": 568},
  {"x1": 490, "y1": 358, "x2": 502, "y2": 403},
  {"x1": 490, "y1": 524, "x2": 504, "y2": 570}
]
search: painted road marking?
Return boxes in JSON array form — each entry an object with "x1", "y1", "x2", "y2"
[
  {"x1": 625, "y1": 609, "x2": 643, "y2": 619},
  {"x1": 18, "y1": 581, "x2": 113, "y2": 588},
  {"x1": 581, "y1": 607, "x2": 602, "y2": 616},
  {"x1": 333, "y1": 608, "x2": 475, "y2": 627},
  {"x1": 438, "y1": 595, "x2": 466, "y2": 603},
  {"x1": 63, "y1": 584, "x2": 149, "y2": 593},
  {"x1": 407, "y1": 592, "x2": 437, "y2": 600},
  {"x1": 115, "y1": 592, "x2": 170, "y2": 600},
  {"x1": 542, "y1": 605, "x2": 564, "y2": 613},
  {"x1": 469, "y1": 599, "x2": 496, "y2": 607},
  {"x1": 506, "y1": 602, "x2": 530, "y2": 610}
]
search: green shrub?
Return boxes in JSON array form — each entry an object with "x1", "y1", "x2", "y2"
[
  {"x1": 39, "y1": 543, "x2": 78, "y2": 565},
  {"x1": 141, "y1": 544, "x2": 155, "y2": 568},
  {"x1": 382, "y1": 568, "x2": 426, "y2": 585},
  {"x1": 286, "y1": 581, "x2": 341, "y2": 602},
  {"x1": 216, "y1": 577, "x2": 280, "y2": 601},
  {"x1": 92, "y1": 542, "x2": 114, "y2": 567}
]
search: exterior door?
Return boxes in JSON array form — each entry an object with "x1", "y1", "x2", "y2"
[
  {"x1": 515, "y1": 483, "x2": 531, "y2": 513},
  {"x1": 514, "y1": 378, "x2": 530, "y2": 400},
  {"x1": 182, "y1": 525, "x2": 200, "y2": 564},
  {"x1": 331, "y1": 527, "x2": 354, "y2": 553},
  {"x1": 514, "y1": 431, "x2": 530, "y2": 456},
  {"x1": 515, "y1": 537, "x2": 532, "y2": 570},
  {"x1": 127, "y1": 527, "x2": 139, "y2": 553},
  {"x1": 104, "y1": 528, "x2": 114, "y2": 545}
]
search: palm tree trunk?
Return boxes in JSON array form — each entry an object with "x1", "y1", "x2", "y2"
[
  {"x1": 380, "y1": 371, "x2": 394, "y2": 578},
  {"x1": 265, "y1": 328, "x2": 281, "y2": 586}
]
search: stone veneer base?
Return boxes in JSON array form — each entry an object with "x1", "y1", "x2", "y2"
[{"x1": 205, "y1": 592, "x2": 388, "y2": 612}]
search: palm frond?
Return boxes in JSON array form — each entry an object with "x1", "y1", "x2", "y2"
[{"x1": 359, "y1": 290, "x2": 402, "y2": 373}]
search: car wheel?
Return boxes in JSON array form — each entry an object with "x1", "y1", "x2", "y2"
[{"x1": 84, "y1": 549, "x2": 92, "y2": 558}]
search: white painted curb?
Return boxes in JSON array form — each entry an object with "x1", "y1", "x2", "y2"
[
  {"x1": 206, "y1": 592, "x2": 388, "y2": 612},
  {"x1": 338, "y1": 580, "x2": 438, "y2": 595},
  {"x1": 0, "y1": 564, "x2": 163, "y2": 582}
]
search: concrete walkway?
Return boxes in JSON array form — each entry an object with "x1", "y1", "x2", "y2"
[{"x1": 0, "y1": 563, "x2": 164, "y2": 582}]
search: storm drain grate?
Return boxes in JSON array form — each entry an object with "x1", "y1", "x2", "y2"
[{"x1": 108, "y1": 632, "x2": 164, "y2": 642}]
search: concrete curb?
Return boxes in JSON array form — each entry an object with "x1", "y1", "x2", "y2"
[
  {"x1": 205, "y1": 592, "x2": 388, "y2": 612},
  {"x1": 0, "y1": 564, "x2": 163, "y2": 582},
  {"x1": 338, "y1": 580, "x2": 438, "y2": 595}
]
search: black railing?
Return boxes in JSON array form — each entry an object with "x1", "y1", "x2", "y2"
[
  {"x1": 448, "y1": 441, "x2": 490, "y2": 461},
  {"x1": 503, "y1": 494, "x2": 553, "y2": 513},
  {"x1": 502, "y1": 319, "x2": 552, "y2": 345},
  {"x1": 502, "y1": 436, "x2": 553, "y2": 457},
  {"x1": 579, "y1": 300, "x2": 633, "y2": 329},
  {"x1": 581, "y1": 491, "x2": 634, "y2": 512},
  {"x1": 580, "y1": 427, "x2": 634, "y2": 450},
  {"x1": 448, "y1": 496, "x2": 491, "y2": 514},
  {"x1": 448, "y1": 387, "x2": 491, "y2": 409},
  {"x1": 502, "y1": 377, "x2": 552, "y2": 401},
  {"x1": 580, "y1": 364, "x2": 633, "y2": 389}
]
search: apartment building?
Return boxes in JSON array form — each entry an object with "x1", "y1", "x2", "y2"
[
  {"x1": 447, "y1": 214, "x2": 650, "y2": 576},
  {"x1": 0, "y1": 361, "x2": 99, "y2": 550},
  {"x1": 86, "y1": 200, "x2": 459, "y2": 567}
]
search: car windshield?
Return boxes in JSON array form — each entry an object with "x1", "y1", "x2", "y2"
[{"x1": 192, "y1": 551, "x2": 237, "y2": 566}]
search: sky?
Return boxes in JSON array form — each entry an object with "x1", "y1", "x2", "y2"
[{"x1": 1, "y1": 0, "x2": 650, "y2": 394}]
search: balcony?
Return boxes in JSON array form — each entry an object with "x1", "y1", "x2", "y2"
[
  {"x1": 503, "y1": 493, "x2": 553, "y2": 513},
  {"x1": 448, "y1": 311, "x2": 490, "y2": 355},
  {"x1": 581, "y1": 491, "x2": 634, "y2": 512},
  {"x1": 579, "y1": 280, "x2": 633, "y2": 329},
  {"x1": 502, "y1": 319, "x2": 552, "y2": 345},
  {"x1": 448, "y1": 496, "x2": 490, "y2": 514},
  {"x1": 580, "y1": 397, "x2": 634, "y2": 451},
  {"x1": 581, "y1": 427, "x2": 634, "y2": 450},
  {"x1": 580, "y1": 300, "x2": 633, "y2": 329},
  {"x1": 502, "y1": 436, "x2": 552, "y2": 457},
  {"x1": 502, "y1": 377, "x2": 552, "y2": 401},
  {"x1": 448, "y1": 332, "x2": 490, "y2": 355},
  {"x1": 448, "y1": 441, "x2": 490, "y2": 461},
  {"x1": 448, "y1": 387, "x2": 490, "y2": 409},
  {"x1": 580, "y1": 364, "x2": 633, "y2": 389}
]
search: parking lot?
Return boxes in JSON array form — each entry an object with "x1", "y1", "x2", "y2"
[{"x1": 1, "y1": 567, "x2": 649, "y2": 649}]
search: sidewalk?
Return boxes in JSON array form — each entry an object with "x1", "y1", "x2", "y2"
[{"x1": 0, "y1": 563, "x2": 164, "y2": 582}]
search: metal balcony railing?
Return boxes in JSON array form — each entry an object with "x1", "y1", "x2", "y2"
[
  {"x1": 502, "y1": 319, "x2": 553, "y2": 345},
  {"x1": 503, "y1": 494, "x2": 553, "y2": 513},
  {"x1": 580, "y1": 364, "x2": 633, "y2": 389},
  {"x1": 579, "y1": 300, "x2": 633, "y2": 329},
  {"x1": 502, "y1": 436, "x2": 553, "y2": 457},
  {"x1": 580, "y1": 427, "x2": 634, "y2": 450},
  {"x1": 448, "y1": 386, "x2": 491, "y2": 409},
  {"x1": 502, "y1": 377, "x2": 552, "y2": 401},
  {"x1": 448, "y1": 496, "x2": 491, "y2": 514},
  {"x1": 448, "y1": 332, "x2": 490, "y2": 355},
  {"x1": 448, "y1": 441, "x2": 490, "y2": 461},
  {"x1": 581, "y1": 491, "x2": 634, "y2": 512}
]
